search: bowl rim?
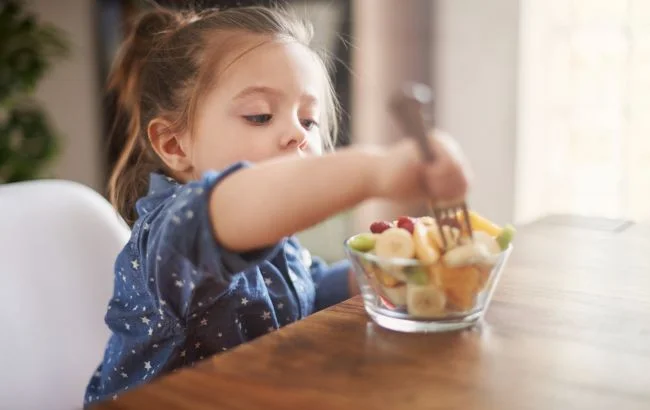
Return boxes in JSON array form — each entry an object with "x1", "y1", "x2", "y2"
[{"x1": 343, "y1": 234, "x2": 513, "y2": 267}]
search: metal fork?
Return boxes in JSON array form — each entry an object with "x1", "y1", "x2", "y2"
[{"x1": 388, "y1": 83, "x2": 473, "y2": 249}]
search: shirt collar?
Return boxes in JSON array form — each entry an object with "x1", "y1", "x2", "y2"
[{"x1": 148, "y1": 172, "x2": 180, "y2": 195}]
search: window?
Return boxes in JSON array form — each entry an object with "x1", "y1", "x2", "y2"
[{"x1": 517, "y1": 0, "x2": 650, "y2": 222}]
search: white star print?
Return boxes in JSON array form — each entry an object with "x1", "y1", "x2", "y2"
[
  {"x1": 241, "y1": 297, "x2": 249, "y2": 306},
  {"x1": 277, "y1": 303, "x2": 284, "y2": 309},
  {"x1": 264, "y1": 277, "x2": 272, "y2": 286},
  {"x1": 142, "y1": 306, "x2": 146, "y2": 311},
  {"x1": 171, "y1": 215, "x2": 181, "y2": 224},
  {"x1": 175, "y1": 280, "x2": 184, "y2": 288},
  {"x1": 218, "y1": 332, "x2": 222, "y2": 337},
  {"x1": 141, "y1": 317, "x2": 150, "y2": 325},
  {"x1": 143, "y1": 222, "x2": 149, "y2": 230},
  {"x1": 190, "y1": 281, "x2": 195, "y2": 290},
  {"x1": 195, "y1": 342, "x2": 201, "y2": 349},
  {"x1": 200, "y1": 318, "x2": 208, "y2": 326},
  {"x1": 158, "y1": 308, "x2": 164, "y2": 316},
  {"x1": 144, "y1": 361, "x2": 152, "y2": 371},
  {"x1": 158, "y1": 323, "x2": 161, "y2": 328},
  {"x1": 198, "y1": 302, "x2": 203, "y2": 307},
  {"x1": 148, "y1": 328, "x2": 153, "y2": 336},
  {"x1": 153, "y1": 344, "x2": 158, "y2": 348},
  {"x1": 120, "y1": 372, "x2": 128, "y2": 378},
  {"x1": 222, "y1": 347, "x2": 227, "y2": 351},
  {"x1": 157, "y1": 255, "x2": 162, "y2": 261},
  {"x1": 261, "y1": 311, "x2": 271, "y2": 320},
  {"x1": 125, "y1": 323, "x2": 130, "y2": 330},
  {"x1": 180, "y1": 350, "x2": 186, "y2": 357},
  {"x1": 121, "y1": 275, "x2": 126, "y2": 283},
  {"x1": 160, "y1": 300, "x2": 167, "y2": 306},
  {"x1": 112, "y1": 395, "x2": 117, "y2": 400},
  {"x1": 132, "y1": 349, "x2": 136, "y2": 354},
  {"x1": 131, "y1": 260, "x2": 139, "y2": 270},
  {"x1": 94, "y1": 370, "x2": 101, "y2": 377},
  {"x1": 186, "y1": 210, "x2": 194, "y2": 219},
  {"x1": 150, "y1": 277, "x2": 154, "y2": 282},
  {"x1": 267, "y1": 327, "x2": 275, "y2": 332}
]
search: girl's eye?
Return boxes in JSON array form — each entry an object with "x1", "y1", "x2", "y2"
[
  {"x1": 244, "y1": 114, "x2": 272, "y2": 125},
  {"x1": 301, "y1": 119, "x2": 319, "y2": 131}
]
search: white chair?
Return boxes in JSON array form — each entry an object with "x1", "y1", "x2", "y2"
[{"x1": 0, "y1": 180, "x2": 130, "y2": 410}]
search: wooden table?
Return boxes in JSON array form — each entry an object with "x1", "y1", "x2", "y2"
[{"x1": 96, "y1": 217, "x2": 650, "y2": 410}]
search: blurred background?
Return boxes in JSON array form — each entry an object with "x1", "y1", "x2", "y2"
[{"x1": 2, "y1": 0, "x2": 650, "y2": 261}]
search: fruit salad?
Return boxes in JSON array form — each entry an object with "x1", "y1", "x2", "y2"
[{"x1": 346, "y1": 211, "x2": 515, "y2": 319}]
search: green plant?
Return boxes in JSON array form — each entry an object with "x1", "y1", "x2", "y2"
[{"x1": 0, "y1": 0, "x2": 69, "y2": 183}]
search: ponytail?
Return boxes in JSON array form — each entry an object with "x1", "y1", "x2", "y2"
[{"x1": 107, "y1": 9, "x2": 183, "y2": 226}]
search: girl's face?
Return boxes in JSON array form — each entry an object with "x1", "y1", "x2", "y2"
[{"x1": 185, "y1": 36, "x2": 326, "y2": 179}]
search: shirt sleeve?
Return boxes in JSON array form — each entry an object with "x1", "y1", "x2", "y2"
[
  {"x1": 310, "y1": 256, "x2": 352, "y2": 311},
  {"x1": 140, "y1": 161, "x2": 283, "y2": 317}
]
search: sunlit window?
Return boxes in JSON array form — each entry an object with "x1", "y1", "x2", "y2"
[{"x1": 517, "y1": 0, "x2": 650, "y2": 222}]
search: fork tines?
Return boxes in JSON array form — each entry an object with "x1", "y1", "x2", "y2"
[{"x1": 431, "y1": 202, "x2": 473, "y2": 249}]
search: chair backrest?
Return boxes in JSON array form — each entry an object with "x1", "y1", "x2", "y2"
[{"x1": 0, "y1": 180, "x2": 130, "y2": 410}]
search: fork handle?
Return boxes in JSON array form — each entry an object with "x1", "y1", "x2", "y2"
[{"x1": 389, "y1": 83, "x2": 437, "y2": 163}]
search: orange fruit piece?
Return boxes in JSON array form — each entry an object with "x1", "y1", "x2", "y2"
[
  {"x1": 476, "y1": 265, "x2": 492, "y2": 290},
  {"x1": 434, "y1": 265, "x2": 481, "y2": 311}
]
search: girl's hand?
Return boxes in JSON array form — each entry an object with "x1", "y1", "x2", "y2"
[{"x1": 373, "y1": 130, "x2": 472, "y2": 203}]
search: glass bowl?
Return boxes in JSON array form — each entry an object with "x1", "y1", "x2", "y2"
[{"x1": 344, "y1": 237, "x2": 513, "y2": 333}]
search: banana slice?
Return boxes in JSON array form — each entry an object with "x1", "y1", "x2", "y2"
[
  {"x1": 413, "y1": 222, "x2": 440, "y2": 264},
  {"x1": 472, "y1": 231, "x2": 501, "y2": 255},
  {"x1": 428, "y1": 224, "x2": 461, "y2": 250},
  {"x1": 374, "y1": 227, "x2": 416, "y2": 259},
  {"x1": 443, "y1": 243, "x2": 493, "y2": 268},
  {"x1": 406, "y1": 284, "x2": 446, "y2": 318}
]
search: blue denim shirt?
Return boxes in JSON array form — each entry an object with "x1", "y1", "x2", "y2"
[{"x1": 84, "y1": 161, "x2": 350, "y2": 405}]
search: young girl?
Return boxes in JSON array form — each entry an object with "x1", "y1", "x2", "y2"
[{"x1": 85, "y1": 5, "x2": 470, "y2": 405}]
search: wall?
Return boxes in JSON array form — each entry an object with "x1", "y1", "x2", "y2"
[
  {"x1": 30, "y1": 0, "x2": 104, "y2": 192},
  {"x1": 432, "y1": 0, "x2": 520, "y2": 225},
  {"x1": 351, "y1": 0, "x2": 434, "y2": 233}
]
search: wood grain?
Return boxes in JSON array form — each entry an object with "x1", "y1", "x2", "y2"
[{"x1": 94, "y1": 217, "x2": 650, "y2": 410}]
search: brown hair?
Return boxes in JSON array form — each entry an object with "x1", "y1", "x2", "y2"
[{"x1": 107, "y1": 5, "x2": 338, "y2": 226}]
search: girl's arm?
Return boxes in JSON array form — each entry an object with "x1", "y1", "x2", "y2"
[{"x1": 210, "y1": 142, "x2": 420, "y2": 252}]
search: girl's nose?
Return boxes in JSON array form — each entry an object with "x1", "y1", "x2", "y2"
[{"x1": 279, "y1": 121, "x2": 307, "y2": 151}]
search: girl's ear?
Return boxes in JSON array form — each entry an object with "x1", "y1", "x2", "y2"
[{"x1": 148, "y1": 118, "x2": 193, "y2": 173}]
